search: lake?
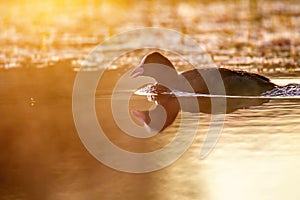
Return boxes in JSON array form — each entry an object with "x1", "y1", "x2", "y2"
[{"x1": 1, "y1": 0, "x2": 300, "y2": 200}]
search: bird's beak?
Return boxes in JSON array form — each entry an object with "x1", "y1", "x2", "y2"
[
  {"x1": 130, "y1": 66, "x2": 144, "y2": 78},
  {"x1": 131, "y1": 110, "x2": 146, "y2": 124},
  {"x1": 131, "y1": 110, "x2": 154, "y2": 134}
]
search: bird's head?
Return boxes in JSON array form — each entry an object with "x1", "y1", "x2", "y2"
[{"x1": 130, "y1": 52, "x2": 178, "y2": 83}]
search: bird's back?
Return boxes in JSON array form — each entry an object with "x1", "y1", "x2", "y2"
[{"x1": 180, "y1": 68, "x2": 276, "y2": 96}]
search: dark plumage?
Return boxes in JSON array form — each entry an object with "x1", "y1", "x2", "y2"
[
  {"x1": 131, "y1": 52, "x2": 277, "y2": 96},
  {"x1": 131, "y1": 93, "x2": 180, "y2": 132}
]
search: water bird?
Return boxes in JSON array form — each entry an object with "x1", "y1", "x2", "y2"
[
  {"x1": 130, "y1": 52, "x2": 279, "y2": 132},
  {"x1": 130, "y1": 52, "x2": 277, "y2": 96}
]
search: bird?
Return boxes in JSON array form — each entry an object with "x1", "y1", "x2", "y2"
[
  {"x1": 131, "y1": 85, "x2": 269, "y2": 132},
  {"x1": 131, "y1": 93, "x2": 180, "y2": 133},
  {"x1": 130, "y1": 52, "x2": 277, "y2": 96},
  {"x1": 130, "y1": 52, "x2": 278, "y2": 132}
]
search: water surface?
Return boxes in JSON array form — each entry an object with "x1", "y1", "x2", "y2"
[{"x1": 1, "y1": 0, "x2": 300, "y2": 199}]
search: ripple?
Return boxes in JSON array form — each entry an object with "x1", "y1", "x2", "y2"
[{"x1": 134, "y1": 83, "x2": 300, "y2": 99}]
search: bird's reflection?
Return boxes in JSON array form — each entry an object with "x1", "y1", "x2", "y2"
[{"x1": 132, "y1": 83, "x2": 270, "y2": 132}]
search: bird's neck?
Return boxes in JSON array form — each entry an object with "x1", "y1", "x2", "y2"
[
  {"x1": 156, "y1": 74, "x2": 179, "y2": 90},
  {"x1": 156, "y1": 74, "x2": 193, "y2": 93}
]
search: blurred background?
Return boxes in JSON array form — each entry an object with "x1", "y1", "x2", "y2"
[
  {"x1": 1, "y1": 1, "x2": 300, "y2": 200},
  {"x1": 1, "y1": 0, "x2": 300, "y2": 72}
]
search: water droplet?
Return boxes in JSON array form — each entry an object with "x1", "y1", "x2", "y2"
[{"x1": 30, "y1": 97, "x2": 36, "y2": 107}]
